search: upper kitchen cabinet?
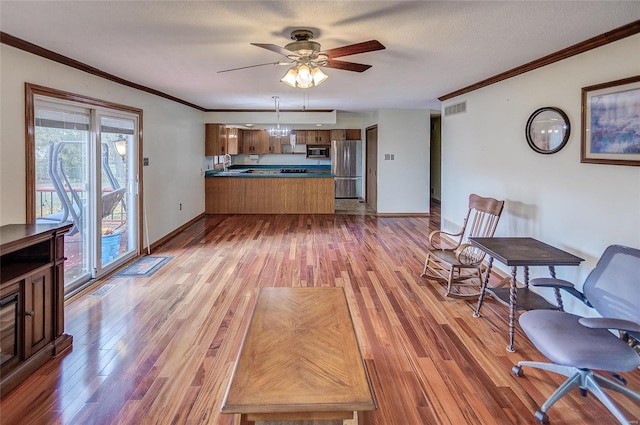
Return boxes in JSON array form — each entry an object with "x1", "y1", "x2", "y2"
[
  {"x1": 308, "y1": 130, "x2": 331, "y2": 144},
  {"x1": 292, "y1": 130, "x2": 307, "y2": 145},
  {"x1": 267, "y1": 134, "x2": 284, "y2": 154},
  {"x1": 292, "y1": 130, "x2": 330, "y2": 144},
  {"x1": 239, "y1": 130, "x2": 268, "y2": 154},
  {"x1": 226, "y1": 127, "x2": 239, "y2": 155},
  {"x1": 205, "y1": 124, "x2": 227, "y2": 156},
  {"x1": 346, "y1": 129, "x2": 361, "y2": 140},
  {"x1": 330, "y1": 130, "x2": 346, "y2": 141}
]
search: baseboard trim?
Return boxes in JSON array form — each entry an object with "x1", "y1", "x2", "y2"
[{"x1": 149, "y1": 213, "x2": 206, "y2": 252}]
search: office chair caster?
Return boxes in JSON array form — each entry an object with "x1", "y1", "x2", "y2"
[
  {"x1": 512, "y1": 365, "x2": 523, "y2": 377},
  {"x1": 534, "y1": 410, "x2": 550, "y2": 424}
]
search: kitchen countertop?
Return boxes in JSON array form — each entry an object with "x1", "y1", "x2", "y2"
[{"x1": 205, "y1": 165, "x2": 333, "y2": 178}]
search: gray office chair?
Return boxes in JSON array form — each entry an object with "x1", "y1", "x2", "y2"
[{"x1": 513, "y1": 245, "x2": 640, "y2": 424}]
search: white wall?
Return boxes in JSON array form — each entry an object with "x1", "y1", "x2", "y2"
[
  {"x1": 376, "y1": 109, "x2": 430, "y2": 214},
  {"x1": 0, "y1": 45, "x2": 205, "y2": 246},
  {"x1": 440, "y1": 34, "x2": 640, "y2": 315}
]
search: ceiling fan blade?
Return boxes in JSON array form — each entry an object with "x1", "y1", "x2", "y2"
[
  {"x1": 251, "y1": 43, "x2": 299, "y2": 58},
  {"x1": 323, "y1": 40, "x2": 385, "y2": 59},
  {"x1": 324, "y1": 59, "x2": 372, "y2": 73},
  {"x1": 217, "y1": 62, "x2": 291, "y2": 73}
]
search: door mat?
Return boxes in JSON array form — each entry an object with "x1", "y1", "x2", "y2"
[{"x1": 115, "y1": 256, "x2": 171, "y2": 277}]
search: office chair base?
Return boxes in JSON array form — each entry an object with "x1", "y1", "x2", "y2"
[
  {"x1": 514, "y1": 361, "x2": 640, "y2": 425},
  {"x1": 534, "y1": 410, "x2": 549, "y2": 424}
]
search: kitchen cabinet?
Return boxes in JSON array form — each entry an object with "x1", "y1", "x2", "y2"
[
  {"x1": 226, "y1": 127, "x2": 239, "y2": 155},
  {"x1": 306, "y1": 130, "x2": 331, "y2": 144},
  {"x1": 267, "y1": 135, "x2": 283, "y2": 154},
  {"x1": 330, "y1": 130, "x2": 346, "y2": 141},
  {"x1": 240, "y1": 130, "x2": 268, "y2": 154},
  {"x1": 0, "y1": 223, "x2": 73, "y2": 397},
  {"x1": 292, "y1": 130, "x2": 330, "y2": 144},
  {"x1": 205, "y1": 124, "x2": 227, "y2": 156},
  {"x1": 346, "y1": 129, "x2": 361, "y2": 140},
  {"x1": 291, "y1": 130, "x2": 308, "y2": 145},
  {"x1": 239, "y1": 130, "x2": 256, "y2": 153}
]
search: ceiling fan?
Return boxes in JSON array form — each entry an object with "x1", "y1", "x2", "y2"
[{"x1": 218, "y1": 29, "x2": 385, "y2": 88}]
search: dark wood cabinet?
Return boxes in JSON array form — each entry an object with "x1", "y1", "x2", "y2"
[
  {"x1": 240, "y1": 130, "x2": 257, "y2": 153},
  {"x1": 205, "y1": 124, "x2": 227, "y2": 156},
  {"x1": 240, "y1": 130, "x2": 269, "y2": 154},
  {"x1": 306, "y1": 130, "x2": 331, "y2": 144},
  {"x1": 292, "y1": 130, "x2": 307, "y2": 145},
  {"x1": 267, "y1": 135, "x2": 282, "y2": 154},
  {"x1": 0, "y1": 223, "x2": 72, "y2": 397},
  {"x1": 330, "y1": 129, "x2": 346, "y2": 141},
  {"x1": 346, "y1": 129, "x2": 361, "y2": 140}
]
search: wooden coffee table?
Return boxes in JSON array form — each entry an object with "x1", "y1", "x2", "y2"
[{"x1": 220, "y1": 287, "x2": 376, "y2": 425}]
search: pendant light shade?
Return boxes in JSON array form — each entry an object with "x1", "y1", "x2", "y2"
[
  {"x1": 311, "y1": 67, "x2": 328, "y2": 86},
  {"x1": 280, "y1": 63, "x2": 329, "y2": 89},
  {"x1": 280, "y1": 68, "x2": 298, "y2": 87},
  {"x1": 295, "y1": 64, "x2": 313, "y2": 86}
]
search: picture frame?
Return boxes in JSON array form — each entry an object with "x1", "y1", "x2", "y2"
[{"x1": 581, "y1": 75, "x2": 640, "y2": 166}]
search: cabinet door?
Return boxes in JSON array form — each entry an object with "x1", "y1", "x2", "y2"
[
  {"x1": 346, "y1": 129, "x2": 362, "y2": 140},
  {"x1": 205, "y1": 124, "x2": 226, "y2": 156},
  {"x1": 256, "y1": 130, "x2": 269, "y2": 153},
  {"x1": 315, "y1": 130, "x2": 331, "y2": 143},
  {"x1": 239, "y1": 130, "x2": 251, "y2": 153},
  {"x1": 330, "y1": 130, "x2": 346, "y2": 141},
  {"x1": 292, "y1": 130, "x2": 307, "y2": 145},
  {"x1": 23, "y1": 268, "x2": 53, "y2": 358},
  {"x1": 217, "y1": 124, "x2": 227, "y2": 155},
  {"x1": 205, "y1": 124, "x2": 217, "y2": 156},
  {"x1": 267, "y1": 135, "x2": 283, "y2": 153}
]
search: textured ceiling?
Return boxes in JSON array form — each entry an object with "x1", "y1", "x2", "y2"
[{"x1": 1, "y1": 1, "x2": 639, "y2": 113}]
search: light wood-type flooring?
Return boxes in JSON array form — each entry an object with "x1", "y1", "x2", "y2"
[{"x1": 1, "y1": 203, "x2": 639, "y2": 424}]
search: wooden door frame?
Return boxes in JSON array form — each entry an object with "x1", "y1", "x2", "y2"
[{"x1": 365, "y1": 125, "x2": 377, "y2": 211}]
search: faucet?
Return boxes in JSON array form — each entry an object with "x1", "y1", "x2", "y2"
[{"x1": 223, "y1": 154, "x2": 231, "y2": 172}]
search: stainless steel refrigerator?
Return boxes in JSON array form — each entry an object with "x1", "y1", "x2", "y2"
[{"x1": 331, "y1": 140, "x2": 362, "y2": 198}]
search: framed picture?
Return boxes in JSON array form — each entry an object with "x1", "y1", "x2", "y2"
[{"x1": 581, "y1": 75, "x2": 640, "y2": 165}]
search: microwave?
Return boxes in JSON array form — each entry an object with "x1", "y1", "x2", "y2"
[{"x1": 306, "y1": 144, "x2": 330, "y2": 158}]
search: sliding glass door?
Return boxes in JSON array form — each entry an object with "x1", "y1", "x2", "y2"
[
  {"x1": 33, "y1": 99, "x2": 139, "y2": 295},
  {"x1": 98, "y1": 114, "x2": 138, "y2": 271}
]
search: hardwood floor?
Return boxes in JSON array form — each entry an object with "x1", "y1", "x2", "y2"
[{"x1": 1, "y1": 205, "x2": 638, "y2": 424}]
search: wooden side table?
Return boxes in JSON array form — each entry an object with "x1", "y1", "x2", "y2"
[{"x1": 469, "y1": 237, "x2": 584, "y2": 352}]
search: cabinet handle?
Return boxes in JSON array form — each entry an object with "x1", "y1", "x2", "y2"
[{"x1": 25, "y1": 311, "x2": 35, "y2": 317}]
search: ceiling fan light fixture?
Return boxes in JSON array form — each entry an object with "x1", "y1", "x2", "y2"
[
  {"x1": 280, "y1": 68, "x2": 298, "y2": 88},
  {"x1": 311, "y1": 67, "x2": 328, "y2": 86},
  {"x1": 295, "y1": 64, "x2": 313, "y2": 86}
]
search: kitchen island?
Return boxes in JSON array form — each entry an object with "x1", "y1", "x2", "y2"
[{"x1": 205, "y1": 165, "x2": 335, "y2": 214}]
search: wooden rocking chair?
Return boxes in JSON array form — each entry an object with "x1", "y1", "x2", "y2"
[{"x1": 421, "y1": 194, "x2": 504, "y2": 299}]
